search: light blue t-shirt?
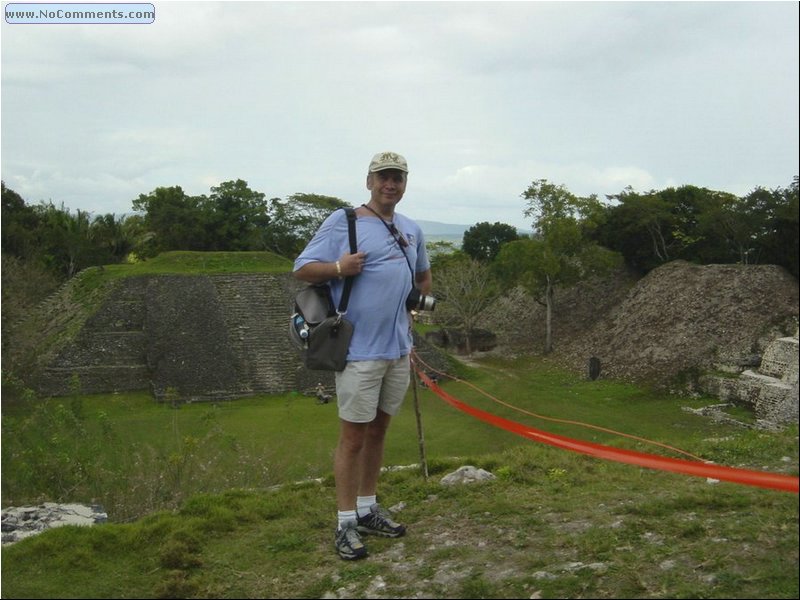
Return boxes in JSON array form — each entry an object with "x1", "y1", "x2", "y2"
[{"x1": 293, "y1": 208, "x2": 430, "y2": 361}]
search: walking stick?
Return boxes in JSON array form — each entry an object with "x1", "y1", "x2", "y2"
[{"x1": 410, "y1": 352, "x2": 429, "y2": 480}]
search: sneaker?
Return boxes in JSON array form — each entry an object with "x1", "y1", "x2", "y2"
[
  {"x1": 356, "y1": 504, "x2": 406, "y2": 538},
  {"x1": 335, "y1": 521, "x2": 367, "y2": 560}
]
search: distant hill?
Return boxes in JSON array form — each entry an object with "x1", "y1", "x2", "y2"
[
  {"x1": 416, "y1": 220, "x2": 471, "y2": 236},
  {"x1": 417, "y1": 220, "x2": 531, "y2": 239}
]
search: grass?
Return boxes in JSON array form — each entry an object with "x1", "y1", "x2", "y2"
[
  {"x1": 95, "y1": 251, "x2": 294, "y2": 279},
  {"x1": 2, "y1": 354, "x2": 798, "y2": 598},
  {"x1": 68, "y1": 250, "x2": 294, "y2": 307},
  {"x1": 4, "y1": 251, "x2": 795, "y2": 596}
]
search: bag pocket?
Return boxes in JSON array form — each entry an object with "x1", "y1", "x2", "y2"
[{"x1": 305, "y1": 315, "x2": 354, "y2": 371}]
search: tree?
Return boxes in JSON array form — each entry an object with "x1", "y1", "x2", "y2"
[
  {"x1": 89, "y1": 213, "x2": 135, "y2": 264},
  {"x1": 697, "y1": 194, "x2": 759, "y2": 265},
  {"x1": 2, "y1": 181, "x2": 41, "y2": 260},
  {"x1": 118, "y1": 213, "x2": 156, "y2": 261},
  {"x1": 34, "y1": 203, "x2": 94, "y2": 278},
  {"x1": 655, "y1": 185, "x2": 740, "y2": 264},
  {"x1": 131, "y1": 186, "x2": 206, "y2": 253},
  {"x1": 426, "y1": 239, "x2": 459, "y2": 259},
  {"x1": 494, "y1": 180, "x2": 620, "y2": 353},
  {"x1": 431, "y1": 252, "x2": 501, "y2": 355},
  {"x1": 284, "y1": 193, "x2": 351, "y2": 241},
  {"x1": 739, "y1": 178, "x2": 799, "y2": 278},
  {"x1": 595, "y1": 187, "x2": 675, "y2": 273},
  {"x1": 768, "y1": 177, "x2": 799, "y2": 278},
  {"x1": 462, "y1": 221, "x2": 519, "y2": 262},
  {"x1": 595, "y1": 181, "x2": 799, "y2": 276},
  {"x1": 3, "y1": 182, "x2": 137, "y2": 277},
  {"x1": 262, "y1": 193, "x2": 350, "y2": 257},
  {"x1": 203, "y1": 179, "x2": 270, "y2": 251}
]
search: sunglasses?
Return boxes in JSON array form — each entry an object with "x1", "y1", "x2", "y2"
[{"x1": 389, "y1": 224, "x2": 409, "y2": 248}]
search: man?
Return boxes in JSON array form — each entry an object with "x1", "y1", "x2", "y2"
[
  {"x1": 315, "y1": 382, "x2": 332, "y2": 404},
  {"x1": 293, "y1": 151, "x2": 432, "y2": 560}
]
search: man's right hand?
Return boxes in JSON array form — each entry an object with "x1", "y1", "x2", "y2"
[{"x1": 339, "y1": 252, "x2": 367, "y2": 277}]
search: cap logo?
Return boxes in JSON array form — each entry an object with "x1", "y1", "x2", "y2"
[
  {"x1": 369, "y1": 151, "x2": 408, "y2": 172},
  {"x1": 377, "y1": 152, "x2": 401, "y2": 163}
]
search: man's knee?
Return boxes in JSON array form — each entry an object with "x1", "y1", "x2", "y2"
[
  {"x1": 365, "y1": 411, "x2": 391, "y2": 440},
  {"x1": 338, "y1": 421, "x2": 368, "y2": 452}
]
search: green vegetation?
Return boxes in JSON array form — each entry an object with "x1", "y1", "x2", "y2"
[
  {"x1": 2, "y1": 355, "x2": 797, "y2": 598},
  {"x1": 95, "y1": 250, "x2": 293, "y2": 278},
  {"x1": 2, "y1": 179, "x2": 344, "y2": 283},
  {"x1": 4, "y1": 176, "x2": 798, "y2": 291}
]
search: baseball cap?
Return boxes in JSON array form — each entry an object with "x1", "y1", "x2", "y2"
[{"x1": 368, "y1": 151, "x2": 409, "y2": 173}]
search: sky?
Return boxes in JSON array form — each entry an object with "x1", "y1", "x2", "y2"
[{"x1": 2, "y1": 1, "x2": 798, "y2": 231}]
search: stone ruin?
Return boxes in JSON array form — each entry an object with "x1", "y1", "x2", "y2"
[
  {"x1": 700, "y1": 333, "x2": 799, "y2": 426},
  {"x1": 424, "y1": 327, "x2": 497, "y2": 354},
  {"x1": 12, "y1": 272, "x2": 452, "y2": 403},
  {"x1": 2, "y1": 503, "x2": 108, "y2": 546},
  {"x1": 5, "y1": 262, "x2": 797, "y2": 425}
]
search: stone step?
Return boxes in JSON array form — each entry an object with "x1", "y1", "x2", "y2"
[
  {"x1": 699, "y1": 372, "x2": 796, "y2": 425},
  {"x1": 38, "y1": 365, "x2": 150, "y2": 396},
  {"x1": 740, "y1": 369, "x2": 792, "y2": 388},
  {"x1": 26, "y1": 272, "x2": 444, "y2": 402},
  {"x1": 85, "y1": 301, "x2": 145, "y2": 330},
  {"x1": 50, "y1": 332, "x2": 146, "y2": 367},
  {"x1": 759, "y1": 337, "x2": 798, "y2": 382},
  {"x1": 211, "y1": 276, "x2": 299, "y2": 391}
]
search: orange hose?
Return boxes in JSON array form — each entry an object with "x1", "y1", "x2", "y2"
[
  {"x1": 412, "y1": 351, "x2": 705, "y2": 461},
  {"x1": 412, "y1": 354, "x2": 798, "y2": 494}
]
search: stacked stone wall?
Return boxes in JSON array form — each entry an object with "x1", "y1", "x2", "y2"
[
  {"x1": 145, "y1": 275, "x2": 246, "y2": 400},
  {"x1": 759, "y1": 337, "x2": 799, "y2": 383},
  {"x1": 701, "y1": 336, "x2": 799, "y2": 425},
  {"x1": 23, "y1": 262, "x2": 796, "y2": 416},
  {"x1": 36, "y1": 276, "x2": 150, "y2": 396},
  {"x1": 29, "y1": 274, "x2": 358, "y2": 401}
]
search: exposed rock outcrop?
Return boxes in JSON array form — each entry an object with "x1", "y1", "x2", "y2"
[
  {"x1": 2, "y1": 503, "x2": 108, "y2": 546},
  {"x1": 480, "y1": 261, "x2": 798, "y2": 424}
]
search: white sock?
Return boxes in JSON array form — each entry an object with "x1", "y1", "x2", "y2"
[
  {"x1": 356, "y1": 495, "x2": 377, "y2": 518},
  {"x1": 337, "y1": 510, "x2": 357, "y2": 530}
]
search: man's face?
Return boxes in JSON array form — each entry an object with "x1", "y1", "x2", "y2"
[{"x1": 367, "y1": 169, "x2": 407, "y2": 206}]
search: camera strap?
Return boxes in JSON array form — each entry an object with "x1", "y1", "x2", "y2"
[{"x1": 360, "y1": 203, "x2": 415, "y2": 280}]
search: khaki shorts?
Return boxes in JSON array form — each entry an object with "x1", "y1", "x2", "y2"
[{"x1": 335, "y1": 356, "x2": 411, "y2": 423}]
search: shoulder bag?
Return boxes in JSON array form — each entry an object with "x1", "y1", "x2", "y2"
[{"x1": 289, "y1": 207, "x2": 357, "y2": 371}]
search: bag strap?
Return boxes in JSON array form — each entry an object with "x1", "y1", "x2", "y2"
[{"x1": 337, "y1": 207, "x2": 357, "y2": 315}]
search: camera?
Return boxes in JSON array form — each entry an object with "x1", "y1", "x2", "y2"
[{"x1": 406, "y1": 287, "x2": 436, "y2": 312}]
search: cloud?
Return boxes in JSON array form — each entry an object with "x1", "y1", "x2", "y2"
[
  {"x1": 442, "y1": 161, "x2": 656, "y2": 199},
  {"x1": 1, "y1": 2, "x2": 797, "y2": 230}
]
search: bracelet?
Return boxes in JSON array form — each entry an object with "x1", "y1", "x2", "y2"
[{"x1": 335, "y1": 260, "x2": 342, "y2": 279}]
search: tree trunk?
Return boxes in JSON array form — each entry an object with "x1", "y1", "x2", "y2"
[{"x1": 544, "y1": 276, "x2": 554, "y2": 354}]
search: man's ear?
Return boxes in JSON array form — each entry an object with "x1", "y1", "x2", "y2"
[{"x1": 366, "y1": 174, "x2": 374, "y2": 190}]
